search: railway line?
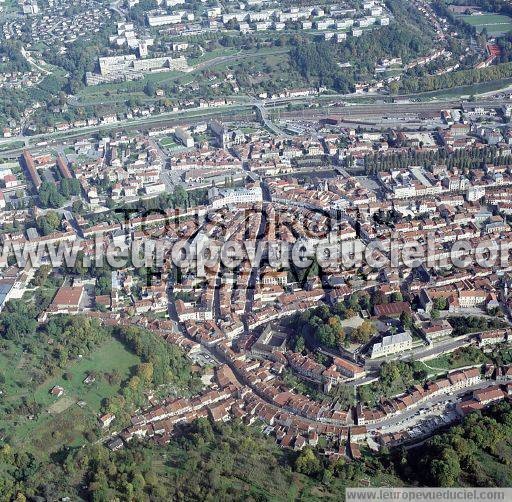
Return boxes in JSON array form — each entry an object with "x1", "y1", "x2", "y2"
[{"x1": 1, "y1": 96, "x2": 509, "y2": 159}]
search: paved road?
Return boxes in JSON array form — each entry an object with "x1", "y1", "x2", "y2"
[
  {"x1": 364, "y1": 336, "x2": 472, "y2": 370},
  {"x1": 109, "y1": 0, "x2": 126, "y2": 18},
  {"x1": 260, "y1": 180, "x2": 272, "y2": 203},
  {"x1": 255, "y1": 103, "x2": 291, "y2": 137},
  {"x1": 167, "y1": 284, "x2": 351, "y2": 428},
  {"x1": 244, "y1": 200, "x2": 267, "y2": 319},
  {"x1": 21, "y1": 47, "x2": 50, "y2": 77},
  {"x1": 168, "y1": 283, "x2": 502, "y2": 434}
]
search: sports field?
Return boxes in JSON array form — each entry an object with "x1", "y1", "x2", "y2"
[{"x1": 460, "y1": 13, "x2": 512, "y2": 35}]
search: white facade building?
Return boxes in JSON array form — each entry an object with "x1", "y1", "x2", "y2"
[
  {"x1": 209, "y1": 186, "x2": 263, "y2": 209},
  {"x1": 371, "y1": 331, "x2": 412, "y2": 359}
]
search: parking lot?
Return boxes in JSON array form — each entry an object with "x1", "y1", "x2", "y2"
[{"x1": 189, "y1": 349, "x2": 219, "y2": 367}]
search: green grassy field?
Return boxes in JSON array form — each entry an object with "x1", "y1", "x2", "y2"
[
  {"x1": 159, "y1": 136, "x2": 179, "y2": 148},
  {"x1": 460, "y1": 13, "x2": 512, "y2": 35},
  {"x1": 33, "y1": 338, "x2": 140, "y2": 410},
  {"x1": 0, "y1": 338, "x2": 140, "y2": 454},
  {"x1": 421, "y1": 346, "x2": 487, "y2": 373},
  {"x1": 188, "y1": 47, "x2": 239, "y2": 65},
  {"x1": 74, "y1": 46, "x2": 291, "y2": 108}
]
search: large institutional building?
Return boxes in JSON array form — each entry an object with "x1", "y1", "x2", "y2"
[
  {"x1": 371, "y1": 331, "x2": 413, "y2": 359},
  {"x1": 86, "y1": 54, "x2": 189, "y2": 85},
  {"x1": 208, "y1": 186, "x2": 263, "y2": 209}
]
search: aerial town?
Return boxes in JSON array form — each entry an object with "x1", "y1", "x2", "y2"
[{"x1": 2, "y1": 0, "x2": 512, "y2": 499}]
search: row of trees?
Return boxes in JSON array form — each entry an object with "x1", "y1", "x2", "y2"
[
  {"x1": 360, "y1": 145, "x2": 512, "y2": 175},
  {"x1": 120, "y1": 186, "x2": 208, "y2": 214},
  {"x1": 294, "y1": 402, "x2": 512, "y2": 489},
  {"x1": 449, "y1": 316, "x2": 508, "y2": 337},
  {"x1": 2, "y1": 389, "x2": 512, "y2": 499},
  {"x1": 0, "y1": 418, "x2": 311, "y2": 500},
  {"x1": 397, "y1": 61, "x2": 512, "y2": 94}
]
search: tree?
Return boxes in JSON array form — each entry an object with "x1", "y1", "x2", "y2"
[
  {"x1": 433, "y1": 297, "x2": 448, "y2": 311},
  {"x1": 72, "y1": 200, "x2": 84, "y2": 214},
  {"x1": 328, "y1": 316, "x2": 344, "y2": 338},
  {"x1": 351, "y1": 320, "x2": 376, "y2": 344},
  {"x1": 137, "y1": 362, "x2": 153, "y2": 384},
  {"x1": 430, "y1": 448, "x2": 461, "y2": 486},
  {"x1": 371, "y1": 290, "x2": 388, "y2": 307},
  {"x1": 172, "y1": 186, "x2": 188, "y2": 208},
  {"x1": 144, "y1": 81, "x2": 157, "y2": 97},
  {"x1": 400, "y1": 311, "x2": 413, "y2": 329},
  {"x1": 37, "y1": 211, "x2": 60, "y2": 235},
  {"x1": 294, "y1": 335, "x2": 305, "y2": 353},
  {"x1": 329, "y1": 384, "x2": 355, "y2": 407},
  {"x1": 389, "y1": 81, "x2": 400, "y2": 94},
  {"x1": 60, "y1": 178, "x2": 81, "y2": 197},
  {"x1": 131, "y1": 471, "x2": 146, "y2": 494},
  {"x1": 0, "y1": 300, "x2": 37, "y2": 340},
  {"x1": 71, "y1": 251, "x2": 88, "y2": 276},
  {"x1": 96, "y1": 271, "x2": 112, "y2": 295},
  {"x1": 347, "y1": 294, "x2": 360, "y2": 311},
  {"x1": 115, "y1": 325, "x2": 200, "y2": 392},
  {"x1": 33, "y1": 265, "x2": 51, "y2": 286},
  {"x1": 391, "y1": 292, "x2": 403, "y2": 302},
  {"x1": 294, "y1": 448, "x2": 322, "y2": 476},
  {"x1": 380, "y1": 361, "x2": 402, "y2": 386},
  {"x1": 39, "y1": 182, "x2": 65, "y2": 208}
]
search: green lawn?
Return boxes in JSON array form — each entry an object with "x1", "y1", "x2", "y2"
[
  {"x1": 0, "y1": 345, "x2": 30, "y2": 398},
  {"x1": 421, "y1": 346, "x2": 488, "y2": 373},
  {"x1": 74, "y1": 46, "x2": 290, "y2": 106},
  {"x1": 460, "y1": 13, "x2": 512, "y2": 35},
  {"x1": 33, "y1": 338, "x2": 140, "y2": 410},
  {"x1": 159, "y1": 136, "x2": 179, "y2": 148},
  {"x1": 188, "y1": 47, "x2": 239, "y2": 65},
  {"x1": 0, "y1": 338, "x2": 140, "y2": 454}
]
